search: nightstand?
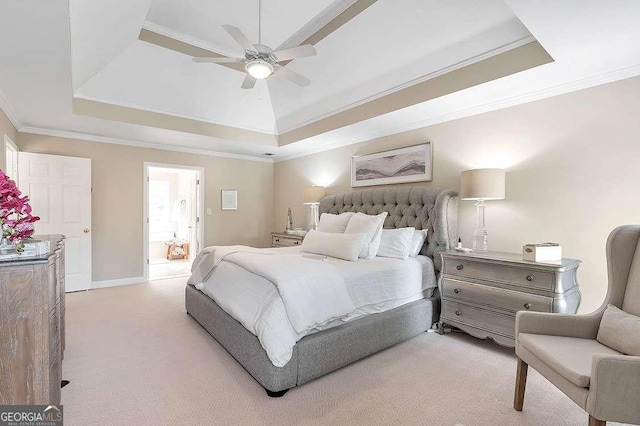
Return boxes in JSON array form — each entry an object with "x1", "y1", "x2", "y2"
[
  {"x1": 271, "y1": 232, "x2": 305, "y2": 248},
  {"x1": 439, "y1": 250, "x2": 581, "y2": 347}
]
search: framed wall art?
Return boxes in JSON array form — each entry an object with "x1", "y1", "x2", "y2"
[
  {"x1": 221, "y1": 189, "x2": 238, "y2": 210},
  {"x1": 351, "y1": 143, "x2": 432, "y2": 187}
]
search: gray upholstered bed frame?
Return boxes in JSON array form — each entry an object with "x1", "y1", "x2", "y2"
[{"x1": 185, "y1": 187, "x2": 458, "y2": 396}]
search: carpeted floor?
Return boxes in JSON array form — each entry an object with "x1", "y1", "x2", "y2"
[
  {"x1": 61, "y1": 279, "x2": 621, "y2": 426},
  {"x1": 148, "y1": 259, "x2": 192, "y2": 280}
]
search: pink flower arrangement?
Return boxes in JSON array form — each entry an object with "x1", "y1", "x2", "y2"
[{"x1": 0, "y1": 169, "x2": 40, "y2": 253}]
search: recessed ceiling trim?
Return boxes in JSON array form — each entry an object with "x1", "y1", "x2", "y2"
[
  {"x1": 277, "y1": 40, "x2": 553, "y2": 146},
  {"x1": 72, "y1": 97, "x2": 278, "y2": 146},
  {"x1": 277, "y1": 1, "x2": 359, "y2": 49},
  {"x1": 275, "y1": 62, "x2": 640, "y2": 163},
  {"x1": 139, "y1": 0, "x2": 377, "y2": 70},
  {"x1": 19, "y1": 126, "x2": 274, "y2": 163},
  {"x1": 139, "y1": 27, "x2": 245, "y2": 73},
  {"x1": 277, "y1": 35, "x2": 536, "y2": 135},
  {"x1": 295, "y1": 0, "x2": 377, "y2": 48}
]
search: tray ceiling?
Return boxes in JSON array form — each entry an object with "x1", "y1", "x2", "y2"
[{"x1": 1, "y1": 0, "x2": 640, "y2": 160}]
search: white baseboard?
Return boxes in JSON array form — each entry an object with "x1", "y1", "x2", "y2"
[{"x1": 91, "y1": 276, "x2": 147, "y2": 289}]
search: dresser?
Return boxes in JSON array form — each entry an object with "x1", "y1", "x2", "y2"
[
  {"x1": 0, "y1": 236, "x2": 65, "y2": 405},
  {"x1": 271, "y1": 232, "x2": 305, "y2": 248},
  {"x1": 439, "y1": 250, "x2": 580, "y2": 347}
]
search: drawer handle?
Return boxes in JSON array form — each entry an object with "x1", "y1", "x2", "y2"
[
  {"x1": 453, "y1": 288, "x2": 460, "y2": 294},
  {"x1": 455, "y1": 310, "x2": 461, "y2": 316},
  {"x1": 275, "y1": 238, "x2": 280, "y2": 242},
  {"x1": 294, "y1": 241, "x2": 300, "y2": 245},
  {"x1": 524, "y1": 303, "x2": 532, "y2": 310},
  {"x1": 526, "y1": 275, "x2": 534, "y2": 282},
  {"x1": 456, "y1": 264, "x2": 464, "y2": 271}
]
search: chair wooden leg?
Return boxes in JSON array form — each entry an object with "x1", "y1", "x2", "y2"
[
  {"x1": 588, "y1": 415, "x2": 606, "y2": 426},
  {"x1": 514, "y1": 357, "x2": 528, "y2": 411}
]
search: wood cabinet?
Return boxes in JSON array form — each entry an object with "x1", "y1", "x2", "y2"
[
  {"x1": 0, "y1": 236, "x2": 65, "y2": 405},
  {"x1": 271, "y1": 232, "x2": 305, "y2": 248},
  {"x1": 439, "y1": 250, "x2": 580, "y2": 347}
]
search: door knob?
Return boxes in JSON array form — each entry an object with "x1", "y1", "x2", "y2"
[{"x1": 83, "y1": 228, "x2": 90, "y2": 233}]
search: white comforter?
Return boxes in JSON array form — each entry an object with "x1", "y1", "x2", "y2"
[{"x1": 188, "y1": 246, "x2": 356, "y2": 359}]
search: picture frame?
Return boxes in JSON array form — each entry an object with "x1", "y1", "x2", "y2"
[
  {"x1": 351, "y1": 143, "x2": 432, "y2": 187},
  {"x1": 221, "y1": 189, "x2": 237, "y2": 210}
]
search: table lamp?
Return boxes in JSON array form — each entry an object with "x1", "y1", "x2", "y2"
[
  {"x1": 460, "y1": 169, "x2": 505, "y2": 252},
  {"x1": 303, "y1": 186, "x2": 326, "y2": 230}
]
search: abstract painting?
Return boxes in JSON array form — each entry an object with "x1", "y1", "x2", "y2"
[{"x1": 351, "y1": 143, "x2": 432, "y2": 187}]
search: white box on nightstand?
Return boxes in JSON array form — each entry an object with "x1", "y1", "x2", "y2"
[{"x1": 523, "y1": 243, "x2": 562, "y2": 262}]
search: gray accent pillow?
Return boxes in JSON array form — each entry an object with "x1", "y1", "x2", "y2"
[{"x1": 596, "y1": 304, "x2": 640, "y2": 356}]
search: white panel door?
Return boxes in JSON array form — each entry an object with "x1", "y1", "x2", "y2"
[{"x1": 18, "y1": 152, "x2": 92, "y2": 292}]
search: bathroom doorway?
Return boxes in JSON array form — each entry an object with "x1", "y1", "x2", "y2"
[{"x1": 144, "y1": 163, "x2": 203, "y2": 281}]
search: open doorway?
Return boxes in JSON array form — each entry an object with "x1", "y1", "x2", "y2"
[{"x1": 144, "y1": 163, "x2": 203, "y2": 281}]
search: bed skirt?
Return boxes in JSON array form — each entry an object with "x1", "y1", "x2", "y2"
[{"x1": 185, "y1": 284, "x2": 439, "y2": 393}]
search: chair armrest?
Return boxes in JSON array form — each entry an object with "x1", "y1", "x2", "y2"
[
  {"x1": 587, "y1": 354, "x2": 640, "y2": 424},
  {"x1": 515, "y1": 311, "x2": 602, "y2": 339}
]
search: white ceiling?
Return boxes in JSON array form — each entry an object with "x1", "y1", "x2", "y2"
[{"x1": 1, "y1": 1, "x2": 640, "y2": 161}]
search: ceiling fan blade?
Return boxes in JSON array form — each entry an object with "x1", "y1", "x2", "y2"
[
  {"x1": 241, "y1": 74, "x2": 257, "y2": 89},
  {"x1": 192, "y1": 57, "x2": 244, "y2": 63},
  {"x1": 274, "y1": 66, "x2": 311, "y2": 87},
  {"x1": 271, "y1": 44, "x2": 317, "y2": 62},
  {"x1": 222, "y1": 25, "x2": 257, "y2": 54}
]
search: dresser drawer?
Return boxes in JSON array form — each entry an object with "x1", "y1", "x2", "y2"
[
  {"x1": 443, "y1": 258, "x2": 555, "y2": 291},
  {"x1": 442, "y1": 301, "x2": 515, "y2": 338},
  {"x1": 442, "y1": 279, "x2": 553, "y2": 313},
  {"x1": 272, "y1": 235, "x2": 302, "y2": 247}
]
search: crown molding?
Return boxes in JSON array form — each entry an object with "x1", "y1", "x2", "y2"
[
  {"x1": 275, "y1": 62, "x2": 640, "y2": 162},
  {"x1": 18, "y1": 126, "x2": 274, "y2": 163},
  {"x1": 0, "y1": 88, "x2": 21, "y2": 130}
]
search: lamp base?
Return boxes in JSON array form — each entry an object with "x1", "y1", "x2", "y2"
[
  {"x1": 472, "y1": 229, "x2": 488, "y2": 252},
  {"x1": 473, "y1": 200, "x2": 489, "y2": 252},
  {"x1": 309, "y1": 204, "x2": 319, "y2": 231}
]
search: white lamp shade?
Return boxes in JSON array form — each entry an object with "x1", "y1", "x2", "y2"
[
  {"x1": 460, "y1": 169, "x2": 505, "y2": 200},
  {"x1": 303, "y1": 186, "x2": 326, "y2": 204}
]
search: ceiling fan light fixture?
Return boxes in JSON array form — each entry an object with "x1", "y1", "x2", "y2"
[{"x1": 246, "y1": 60, "x2": 273, "y2": 79}]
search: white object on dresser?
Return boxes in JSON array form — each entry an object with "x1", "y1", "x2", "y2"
[
  {"x1": 438, "y1": 250, "x2": 581, "y2": 347},
  {"x1": 271, "y1": 232, "x2": 305, "y2": 248},
  {"x1": 522, "y1": 243, "x2": 562, "y2": 262}
]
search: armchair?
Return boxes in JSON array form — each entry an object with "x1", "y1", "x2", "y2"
[{"x1": 513, "y1": 225, "x2": 640, "y2": 426}]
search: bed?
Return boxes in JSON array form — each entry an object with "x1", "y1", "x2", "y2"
[{"x1": 185, "y1": 186, "x2": 458, "y2": 396}]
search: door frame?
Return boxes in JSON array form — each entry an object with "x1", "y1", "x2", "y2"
[
  {"x1": 143, "y1": 162, "x2": 205, "y2": 281},
  {"x1": 4, "y1": 134, "x2": 19, "y2": 180}
]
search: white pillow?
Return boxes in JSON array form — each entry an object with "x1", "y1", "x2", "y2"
[
  {"x1": 344, "y1": 212, "x2": 388, "y2": 259},
  {"x1": 409, "y1": 229, "x2": 428, "y2": 257},
  {"x1": 300, "y1": 230, "x2": 365, "y2": 262},
  {"x1": 317, "y1": 212, "x2": 354, "y2": 233},
  {"x1": 377, "y1": 227, "x2": 415, "y2": 260}
]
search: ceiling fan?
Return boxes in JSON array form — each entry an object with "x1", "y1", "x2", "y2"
[{"x1": 192, "y1": 1, "x2": 317, "y2": 89}]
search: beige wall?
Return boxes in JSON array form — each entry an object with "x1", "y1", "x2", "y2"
[
  {"x1": 275, "y1": 76, "x2": 640, "y2": 314},
  {"x1": 0, "y1": 107, "x2": 18, "y2": 172},
  {"x1": 17, "y1": 134, "x2": 274, "y2": 283}
]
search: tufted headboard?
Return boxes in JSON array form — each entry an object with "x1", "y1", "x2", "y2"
[{"x1": 318, "y1": 187, "x2": 458, "y2": 272}]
